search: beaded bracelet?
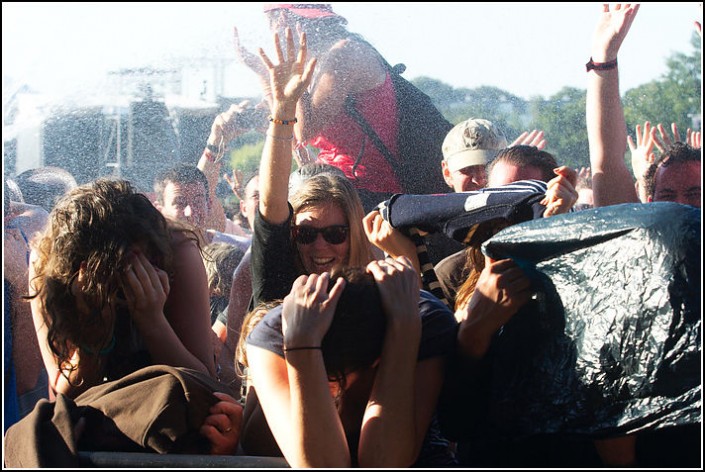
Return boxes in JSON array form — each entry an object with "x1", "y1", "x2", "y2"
[
  {"x1": 283, "y1": 346, "x2": 321, "y2": 353},
  {"x1": 585, "y1": 57, "x2": 618, "y2": 72},
  {"x1": 269, "y1": 115, "x2": 298, "y2": 125}
]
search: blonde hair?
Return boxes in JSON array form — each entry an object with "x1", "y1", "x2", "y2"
[
  {"x1": 289, "y1": 173, "x2": 374, "y2": 270},
  {"x1": 235, "y1": 301, "x2": 281, "y2": 379}
]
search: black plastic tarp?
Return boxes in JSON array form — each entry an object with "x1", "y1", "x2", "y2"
[{"x1": 473, "y1": 202, "x2": 701, "y2": 437}]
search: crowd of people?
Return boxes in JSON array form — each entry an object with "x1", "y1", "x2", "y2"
[{"x1": 3, "y1": 3, "x2": 701, "y2": 468}]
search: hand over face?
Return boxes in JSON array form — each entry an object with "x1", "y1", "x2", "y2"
[
  {"x1": 120, "y1": 250, "x2": 170, "y2": 324},
  {"x1": 281, "y1": 272, "x2": 346, "y2": 348}
]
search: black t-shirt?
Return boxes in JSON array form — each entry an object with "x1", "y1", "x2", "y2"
[
  {"x1": 250, "y1": 205, "x2": 299, "y2": 308},
  {"x1": 245, "y1": 289, "x2": 459, "y2": 466},
  {"x1": 247, "y1": 290, "x2": 457, "y2": 360}
]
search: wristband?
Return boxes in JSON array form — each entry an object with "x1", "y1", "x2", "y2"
[
  {"x1": 586, "y1": 57, "x2": 618, "y2": 72},
  {"x1": 269, "y1": 115, "x2": 298, "y2": 125},
  {"x1": 206, "y1": 143, "x2": 220, "y2": 154}
]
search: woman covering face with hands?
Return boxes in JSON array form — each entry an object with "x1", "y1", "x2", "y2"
[
  {"x1": 28, "y1": 179, "x2": 216, "y2": 399},
  {"x1": 241, "y1": 256, "x2": 456, "y2": 468}
]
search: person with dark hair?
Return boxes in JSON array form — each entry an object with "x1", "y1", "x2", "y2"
[
  {"x1": 487, "y1": 145, "x2": 560, "y2": 186},
  {"x1": 14, "y1": 166, "x2": 78, "y2": 213},
  {"x1": 642, "y1": 141, "x2": 701, "y2": 207},
  {"x1": 154, "y1": 164, "x2": 211, "y2": 230},
  {"x1": 28, "y1": 178, "x2": 216, "y2": 399},
  {"x1": 209, "y1": 259, "x2": 456, "y2": 467}
]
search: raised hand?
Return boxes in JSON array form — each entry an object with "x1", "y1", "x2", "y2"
[
  {"x1": 234, "y1": 26, "x2": 268, "y2": 79},
  {"x1": 258, "y1": 27, "x2": 316, "y2": 109},
  {"x1": 281, "y1": 273, "x2": 346, "y2": 349},
  {"x1": 510, "y1": 130, "x2": 547, "y2": 150},
  {"x1": 652, "y1": 122, "x2": 681, "y2": 154},
  {"x1": 456, "y1": 254, "x2": 532, "y2": 359},
  {"x1": 223, "y1": 168, "x2": 245, "y2": 200},
  {"x1": 366, "y1": 256, "x2": 421, "y2": 332},
  {"x1": 541, "y1": 166, "x2": 578, "y2": 217},
  {"x1": 591, "y1": 3, "x2": 640, "y2": 61},
  {"x1": 687, "y1": 129, "x2": 701, "y2": 149},
  {"x1": 362, "y1": 211, "x2": 418, "y2": 265},
  {"x1": 628, "y1": 122, "x2": 656, "y2": 180}
]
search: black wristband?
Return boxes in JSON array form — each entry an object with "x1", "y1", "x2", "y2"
[
  {"x1": 586, "y1": 57, "x2": 618, "y2": 72},
  {"x1": 206, "y1": 143, "x2": 219, "y2": 154}
]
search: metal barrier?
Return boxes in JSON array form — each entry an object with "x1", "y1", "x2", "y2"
[{"x1": 78, "y1": 451, "x2": 289, "y2": 468}]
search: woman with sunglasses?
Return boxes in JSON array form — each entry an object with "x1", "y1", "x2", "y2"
[
  {"x1": 205, "y1": 27, "x2": 457, "y2": 467},
  {"x1": 250, "y1": 26, "x2": 374, "y2": 309}
]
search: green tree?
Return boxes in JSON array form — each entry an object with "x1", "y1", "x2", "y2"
[
  {"x1": 528, "y1": 87, "x2": 589, "y2": 170},
  {"x1": 623, "y1": 32, "x2": 702, "y2": 142}
]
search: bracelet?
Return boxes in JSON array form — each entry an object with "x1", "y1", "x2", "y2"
[
  {"x1": 269, "y1": 115, "x2": 298, "y2": 125},
  {"x1": 206, "y1": 143, "x2": 220, "y2": 154},
  {"x1": 266, "y1": 133, "x2": 294, "y2": 142},
  {"x1": 586, "y1": 57, "x2": 618, "y2": 72},
  {"x1": 283, "y1": 346, "x2": 321, "y2": 353}
]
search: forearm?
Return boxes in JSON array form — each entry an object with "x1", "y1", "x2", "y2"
[
  {"x1": 136, "y1": 314, "x2": 214, "y2": 375},
  {"x1": 285, "y1": 351, "x2": 351, "y2": 467},
  {"x1": 198, "y1": 149, "x2": 227, "y2": 232},
  {"x1": 259, "y1": 102, "x2": 297, "y2": 224},
  {"x1": 358, "y1": 327, "x2": 421, "y2": 467}
]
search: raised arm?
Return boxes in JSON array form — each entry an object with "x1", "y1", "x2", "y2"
[
  {"x1": 358, "y1": 257, "x2": 430, "y2": 467},
  {"x1": 586, "y1": 3, "x2": 640, "y2": 207},
  {"x1": 247, "y1": 273, "x2": 351, "y2": 467},
  {"x1": 258, "y1": 28, "x2": 316, "y2": 225},
  {"x1": 132, "y1": 236, "x2": 216, "y2": 377},
  {"x1": 198, "y1": 101, "x2": 256, "y2": 233},
  {"x1": 628, "y1": 122, "x2": 657, "y2": 202}
]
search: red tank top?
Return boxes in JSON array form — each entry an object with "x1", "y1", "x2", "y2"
[{"x1": 309, "y1": 71, "x2": 401, "y2": 193}]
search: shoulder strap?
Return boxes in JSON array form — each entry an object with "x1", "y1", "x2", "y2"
[{"x1": 343, "y1": 94, "x2": 399, "y2": 173}]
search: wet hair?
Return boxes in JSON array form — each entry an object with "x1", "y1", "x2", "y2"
[
  {"x1": 321, "y1": 266, "x2": 386, "y2": 389},
  {"x1": 153, "y1": 165, "x2": 209, "y2": 205},
  {"x1": 289, "y1": 173, "x2": 374, "y2": 270},
  {"x1": 487, "y1": 145, "x2": 558, "y2": 183},
  {"x1": 202, "y1": 242, "x2": 245, "y2": 297},
  {"x1": 237, "y1": 267, "x2": 387, "y2": 391},
  {"x1": 644, "y1": 142, "x2": 701, "y2": 200},
  {"x1": 454, "y1": 219, "x2": 513, "y2": 311},
  {"x1": 28, "y1": 178, "x2": 179, "y2": 377},
  {"x1": 288, "y1": 162, "x2": 346, "y2": 195},
  {"x1": 15, "y1": 166, "x2": 78, "y2": 213}
]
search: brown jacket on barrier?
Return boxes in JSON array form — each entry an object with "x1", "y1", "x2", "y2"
[{"x1": 4, "y1": 365, "x2": 222, "y2": 467}]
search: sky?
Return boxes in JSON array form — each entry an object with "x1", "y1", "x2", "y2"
[{"x1": 2, "y1": 2, "x2": 702, "y2": 105}]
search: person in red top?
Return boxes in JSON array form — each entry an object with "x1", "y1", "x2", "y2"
[{"x1": 235, "y1": 4, "x2": 408, "y2": 210}]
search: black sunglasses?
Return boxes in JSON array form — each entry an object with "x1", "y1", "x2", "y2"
[{"x1": 292, "y1": 225, "x2": 349, "y2": 245}]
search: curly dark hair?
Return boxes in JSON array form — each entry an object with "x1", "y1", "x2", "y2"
[{"x1": 28, "y1": 178, "x2": 177, "y2": 379}]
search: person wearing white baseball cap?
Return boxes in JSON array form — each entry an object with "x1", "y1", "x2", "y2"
[{"x1": 441, "y1": 118, "x2": 508, "y2": 192}]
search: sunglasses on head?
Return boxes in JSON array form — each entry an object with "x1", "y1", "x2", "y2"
[{"x1": 292, "y1": 225, "x2": 349, "y2": 245}]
